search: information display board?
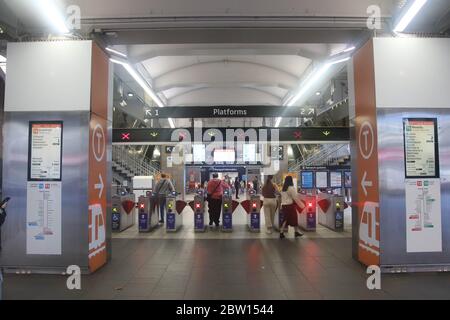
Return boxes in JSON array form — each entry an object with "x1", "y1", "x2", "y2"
[
  {"x1": 315, "y1": 171, "x2": 328, "y2": 189},
  {"x1": 300, "y1": 171, "x2": 314, "y2": 189},
  {"x1": 330, "y1": 171, "x2": 343, "y2": 188},
  {"x1": 28, "y1": 121, "x2": 63, "y2": 181},
  {"x1": 344, "y1": 171, "x2": 352, "y2": 188},
  {"x1": 403, "y1": 118, "x2": 439, "y2": 178}
]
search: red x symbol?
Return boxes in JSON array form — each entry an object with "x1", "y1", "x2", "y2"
[
  {"x1": 293, "y1": 131, "x2": 302, "y2": 139},
  {"x1": 121, "y1": 133, "x2": 130, "y2": 140}
]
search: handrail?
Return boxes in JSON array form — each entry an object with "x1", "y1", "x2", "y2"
[{"x1": 112, "y1": 145, "x2": 160, "y2": 177}]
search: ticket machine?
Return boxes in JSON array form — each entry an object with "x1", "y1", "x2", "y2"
[
  {"x1": 317, "y1": 193, "x2": 346, "y2": 231},
  {"x1": 138, "y1": 192, "x2": 159, "y2": 232},
  {"x1": 166, "y1": 192, "x2": 187, "y2": 232},
  {"x1": 112, "y1": 193, "x2": 136, "y2": 232},
  {"x1": 191, "y1": 189, "x2": 206, "y2": 232},
  {"x1": 221, "y1": 189, "x2": 233, "y2": 232},
  {"x1": 298, "y1": 195, "x2": 316, "y2": 231}
]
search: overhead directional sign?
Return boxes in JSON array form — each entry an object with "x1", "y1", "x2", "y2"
[
  {"x1": 113, "y1": 127, "x2": 349, "y2": 144},
  {"x1": 143, "y1": 105, "x2": 316, "y2": 119}
]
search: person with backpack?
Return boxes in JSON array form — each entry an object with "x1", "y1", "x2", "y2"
[
  {"x1": 154, "y1": 174, "x2": 175, "y2": 224},
  {"x1": 206, "y1": 174, "x2": 229, "y2": 227}
]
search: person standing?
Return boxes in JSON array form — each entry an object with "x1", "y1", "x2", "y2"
[
  {"x1": 262, "y1": 175, "x2": 279, "y2": 234},
  {"x1": 280, "y1": 176, "x2": 304, "y2": 239},
  {"x1": 206, "y1": 173, "x2": 229, "y2": 227},
  {"x1": 252, "y1": 176, "x2": 259, "y2": 194},
  {"x1": 234, "y1": 177, "x2": 241, "y2": 199},
  {"x1": 154, "y1": 173, "x2": 175, "y2": 224}
]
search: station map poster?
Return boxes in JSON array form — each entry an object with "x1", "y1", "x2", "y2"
[
  {"x1": 26, "y1": 181, "x2": 62, "y2": 255},
  {"x1": 28, "y1": 122, "x2": 63, "y2": 181},
  {"x1": 403, "y1": 118, "x2": 442, "y2": 253},
  {"x1": 315, "y1": 171, "x2": 328, "y2": 189},
  {"x1": 405, "y1": 179, "x2": 442, "y2": 253}
]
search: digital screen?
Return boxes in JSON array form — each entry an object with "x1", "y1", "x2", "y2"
[
  {"x1": 344, "y1": 171, "x2": 352, "y2": 188},
  {"x1": 214, "y1": 149, "x2": 235, "y2": 162},
  {"x1": 193, "y1": 144, "x2": 205, "y2": 162},
  {"x1": 315, "y1": 171, "x2": 328, "y2": 189},
  {"x1": 243, "y1": 144, "x2": 256, "y2": 162},
  {"x1": 28, "y1": 121, "x2": 63, "y2": 181},
  {"x1": 330, "y1": 171, "x2": 343, "y2": 188},
  {"x1": 301, "y1": 171, "x2": 314, "y2": 189}
]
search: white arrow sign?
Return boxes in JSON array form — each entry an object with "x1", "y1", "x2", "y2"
[
  {"x1": 361, "y1": 171, "x2": 373, "y2": 196},
  {"x1": 94, "y1": 174, "x2": 104, "y2": 198}
]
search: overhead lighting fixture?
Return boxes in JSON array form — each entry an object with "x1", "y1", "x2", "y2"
[
  {"x1": 394, "y1": 0, "x2": 428, "y2": 33},
  {"x1": 106, "y1": 47, "x2": 127, "y2": 58},
  {"x1": 36, "y1": 0, "x2": 69, "y2": 34},
  {"x1": 127, "y1": 92, "x2": 134, "y2": 97},
  {"x1": 276, "y1": 56, "x2": 351, "y2": 127},
  {"x1": 168, "y1": 118, "x2": 175, "y2": 129},
  {"x1": 110, "y1": 58, "x2": 164, "y2": 108},
  {"x1": 275, "y1": 117, "x2": 282, "y2": 128},
  {"x1": 315, "y1": 91, "x2": 321, "y2": 96}
]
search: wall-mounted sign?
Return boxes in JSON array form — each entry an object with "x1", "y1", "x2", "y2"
[
  {"x1": 28, "y1": 121, "x2": 63, "y2": 181},
  {"x1": 403, "y1": 118, "x2": 439, "y2": 178},
  {"x1": 405, "y1": 178, "x2": 442, "y2": 253},
  {"x1": 26, "y1": 181, "x2": 62, "y2": 255},
  {"x1": 113, "y1": 127, "x2": 349, "y2": 144},
  {"x1": 144, "y1": 105, "x2": 315, "y2": 119}
]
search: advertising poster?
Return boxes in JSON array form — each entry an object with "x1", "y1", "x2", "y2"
[
  {"x1": 405, "y1": 179, "x2": 442, "y2": 253},
  {"x1": 26, "y1": 181, "x2": 62, "y2": 255},
  {"x1": 28, "y1": 122, "x2": 63, "y2": 181},
  {"x1": 403, "y1": 118, "x2": 439, "y2": 178}
]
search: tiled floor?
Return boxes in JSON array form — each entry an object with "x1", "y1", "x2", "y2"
[{"x1": 3, "y1": 237, "x2": 450, "y2": 300}]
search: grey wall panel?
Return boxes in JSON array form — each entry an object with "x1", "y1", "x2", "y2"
[
  {"x1": 0, "y1": 112, "x2": 90, "y2": 271},
  {"x1": 378, "y1": 108, "x2": 450, "y2": 266}
]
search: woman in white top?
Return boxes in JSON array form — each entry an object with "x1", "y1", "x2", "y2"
[{"x1": 280, "y1": 176, "x2": 304, "y2": 239}]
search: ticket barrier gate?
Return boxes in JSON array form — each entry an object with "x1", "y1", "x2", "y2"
[
  {"x1": 189, "y1": 190, "x2": 206, "y2": 232},
  {"x1": 298, "y1": 195, "x2": 316, "y2": 231},
  {"x1": 220, "y1": 189, "x2": 240, "y2": 232},
  {"x1": 112, "y1": 193, "x2": 136, "y2": 232},
  {"x1": 166, "y1": 192, "x2": 187, "y2": 232},
  {"x1": 241, "y1": 190, "x2": 261, "y2": 232},
  {"x1": 138, "y1": 192, "x2": 159, "y2": 232},
  {"x1": 317, "y1": 194, "x2": 346, "y2": 231}
]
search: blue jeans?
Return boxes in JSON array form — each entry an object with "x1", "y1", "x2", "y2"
[{"x1": 158, "y1": 197, "x2": 166, "y2": 222}]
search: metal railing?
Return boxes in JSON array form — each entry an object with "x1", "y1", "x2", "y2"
[
  {"x1": 289, "y1": 143, "x2": 349, "y2": 171},
  {"x1": 112, "y1": 145, "x2": 160, "y2": 177}
]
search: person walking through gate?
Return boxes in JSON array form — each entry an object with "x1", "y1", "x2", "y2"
[
  {"x1": 206, "y1": 174, "x2": 229, "y2": 227},
  {"x1": 262, "y1": 175, "x2": 279, "y2": 234},
  {"x1": 280, "y1": 176, "x2": 304, "y2": 239},
  {"x1": 234, "y1": 177, "x2": 241, "y2": 200},
  {"x1": 252, "y1": 176, "x2": 259, "y2": 194},
  {"x1": 154, "y1": 173, "x2": 175, "y2": 224}
]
